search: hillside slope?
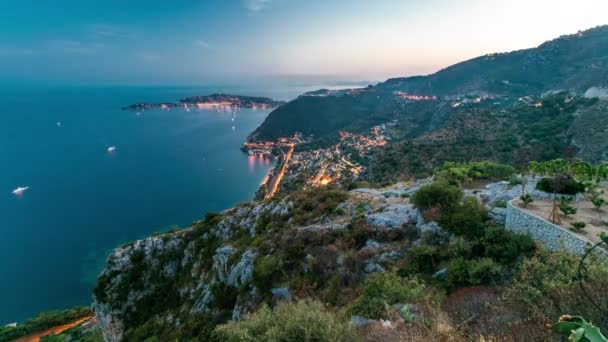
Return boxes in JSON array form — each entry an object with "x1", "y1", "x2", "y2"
[{"x1": 249, "y1": 26, "x2": 608, "y2": 156}]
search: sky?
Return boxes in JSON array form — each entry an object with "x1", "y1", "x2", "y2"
[{"x1": 0, "y1": 0, "x2": 607, "y2": 86}]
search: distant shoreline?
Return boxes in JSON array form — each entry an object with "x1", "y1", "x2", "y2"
[{"x1": 121, "y1": 93, "x2": 286, "y2": 111}]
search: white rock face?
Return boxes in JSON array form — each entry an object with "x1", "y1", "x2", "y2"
[
  {"x1": 212, "y1": 245, "x2": 237, "y2": 284},
  {"x1": 91, "y1": 302, "x2": 124, "y2": 342},
  {"x1": 366, "y1": 204, "x2": 419, "y2": 229},
  {"x1": 584, "y1": 86, "x2": 608, "y2": 99},
  {"x1": 468, "y1": 177, "x2": 553, "y2": 205},
  {"x1": 92, "y1": 233, "x2": 186, "y2": 342},
  {"x1": 192, "y1": 283, "x2": 214, "y2": 313},
  {"x1": 212, "y1": 246, "x2": 256, "y2": 288},
  {"x1": 212, "y1": 199, "x2": 293, "y2": 239},
  {"x1": 227, "y1": 250, "x2": 256, "y2": 288}
]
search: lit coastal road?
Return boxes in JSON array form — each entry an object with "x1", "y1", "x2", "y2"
[{"x1": 264, "y1": 144, "x2": 294, "y2": 199}]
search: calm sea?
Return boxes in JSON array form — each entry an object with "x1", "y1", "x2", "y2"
[{"x1": 0, "y1": 84, "x2": 337, "y2": 324}]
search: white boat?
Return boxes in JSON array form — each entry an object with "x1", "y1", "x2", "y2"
[
  {"x1": 57, "y1": 121, "x2": 61, "y2": 127},
  {"x1": 12, "y1": 186, "x2": 29, "y2": 195},
  {"x1": 107, "y1": 146, "x2": 116, "y2": 153}
]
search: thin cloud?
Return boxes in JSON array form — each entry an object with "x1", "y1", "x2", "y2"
[
  {"x1": 0, "y1": 40, "x2": 104, "y2": 57},
  {"x1": 0, "y1": 46, "x2": 37, "y2": 56},
  {"x1": 90, "y1": 24, "x2": 136, "y2": 39},
  {"x1": 195, "y1": 40, "x2": 210, "y2": 48},
  {"x1": 45, "y1": 40, "x2": 105, "y2": 54},
  {"x1": 245, "y1": 0, "x2": 272, "y2": 13}
]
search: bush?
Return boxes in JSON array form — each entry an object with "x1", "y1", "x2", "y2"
[
  {"x1": 439, "y1": 197, "x2": 488, "y2": 238},
  {"x1": 446, "y1": 258, "x2": 502, "y2": 288},
  {"x1": 506, "y1": 249, "x2": 608, "y2": 330},
  {"x1": 435, "y1": 161, "x2": 517, "y2": 183},
  {"x1": 535, "y1": 176, "x2": 585, "y2": 195},
  {"x1": 350, "y1": 273, "x2": 426, "y2": 319},
  {"x1": 480, "y1": 226, "x2": 535, "y2": 263},
  {"x1": 520, "y1": 194, "x2": 534, "y2": 207},
  {"x1": 559, "y1": 202, "x2": 577, "y2": 217},
  {"x1": 401, "y1": 245, "x2": 441, "y2": 274},
  {"x1": 214, "y1": 300, "x2": 354, "y2": 341},
  {"x1": 253, "y1": 256, "x2": 281, "y2": 292},
  {"x1": 570, "y1": 221, "x2": 586, "y2": 230},
  {"x1": 291, "y1": 187, "x2": 348, "y2": 225},
  {"x1": 411, "y1": 182, "x2": 463, "y2": 211},
  {"x1": 592, "y1": 197, "x2": 607, "y2": 212}
]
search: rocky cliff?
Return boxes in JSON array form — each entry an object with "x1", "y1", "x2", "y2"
[{"x1": 91, "y1": 176, "x2": 546, "y2": 341}]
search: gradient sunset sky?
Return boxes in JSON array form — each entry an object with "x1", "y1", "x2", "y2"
[{"x1": 1, "y1": 0, "x2": 606, "y2": 85}]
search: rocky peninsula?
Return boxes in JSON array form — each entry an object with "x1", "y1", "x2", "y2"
[{"x1": 122, "y1": 93, "x2": 286, "y2": 111}]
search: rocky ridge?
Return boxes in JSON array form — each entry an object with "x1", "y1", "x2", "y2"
[{"x1": 92, "y1": 178, "x2": 548, "y2": 341}]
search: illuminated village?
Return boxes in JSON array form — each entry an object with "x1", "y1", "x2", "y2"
[
  {"x1": 244, "y1": 124, "x2": 392, "y2": 199},
  {"x1": 122, "y1": 94, "x2": 285, "y2": 112}
]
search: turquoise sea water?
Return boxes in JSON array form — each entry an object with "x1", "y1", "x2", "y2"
[{"x1": 0, "y1": 84, "x2": 322, "y2": 324}]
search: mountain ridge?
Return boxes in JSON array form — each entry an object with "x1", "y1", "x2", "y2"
[{"x1": 249, "y1": 25, "x2": 608, "y2": 146}]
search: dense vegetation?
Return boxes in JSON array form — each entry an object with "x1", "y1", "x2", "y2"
[
  {"x1": 22, "y1": 157, "x2": 608, "y2": 341},
  {"x1": 0, "y1": 307, "x2": 92, "y2": 342},
  {"x1": 250, "y1": 26, "x2": 608, "y2": 155},
  {"x1": 366, "y1": 93, "x2": 602, "y2": 182},
  {"x1": 215, "y1": 300, "x2": 354, "y2": 341}
]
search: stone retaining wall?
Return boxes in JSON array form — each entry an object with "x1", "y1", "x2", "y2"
[{"x1": 505, "y1": 200, "x2": 594, "y2": 255}]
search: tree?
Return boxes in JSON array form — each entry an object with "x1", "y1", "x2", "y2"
[
  {"x1": 572, "y1": 160, "x2": 594, "y2": 181},
  {"x1": 547, "y1": 174, "x2": 571, "y2": 224}
]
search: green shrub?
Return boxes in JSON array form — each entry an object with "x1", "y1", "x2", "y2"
[
  {"x1": 559, "y1": 200, "x2": 577, "y2": 217},
  {"x1": 291, "y1": 188, "x2": 348, "y2": 225},
  {"x1": 571, "y1": 221, "x2": 586, "y2": 230},
  {"x1": 592, "y1": 197, "x2": 607, "y2": 212},
  {"x1": 411, "y1": 182, "x2": 463, "y2": 211},
  {"x1": 506, "y1": 249, "x2": 608, "y2": 329},
  {"x1": 446, "y1": 258, "x2": 502, "y2": 288},
  {"x1": 350, "y1": 273, "x2": 426, "y2": 319},
  {"x1": 253, "y1": 256, "x2": 281, "y2": 292},
  {"x1": 439, "y1": 197, "x2": 488, "y2": 238},
  {"x1": 214, "y1": 300, "x2": 354, "y2": 341},
  {"x1": 435, "y1": 161, "x2": 517, "y2": 183},
  {"x1": 401, "y1": 245, "x2": 441, "y2": 274},
  {"x1": 480, "y1": 226, "x2": 535, "y2": 263},
  {"x1": 467, "y1": 258, "x2": 503, "y2": 285},
  {"x1": 520, "y1": 194, "x2": 534, "y2": 207}
]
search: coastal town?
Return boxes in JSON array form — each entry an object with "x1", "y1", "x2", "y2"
[
  {"x1": 121, "y1": 94, "x2": 286, "y2": 111},
  {"x1": 242, "y1": 123, "x2": 393, "y2": 199}
]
